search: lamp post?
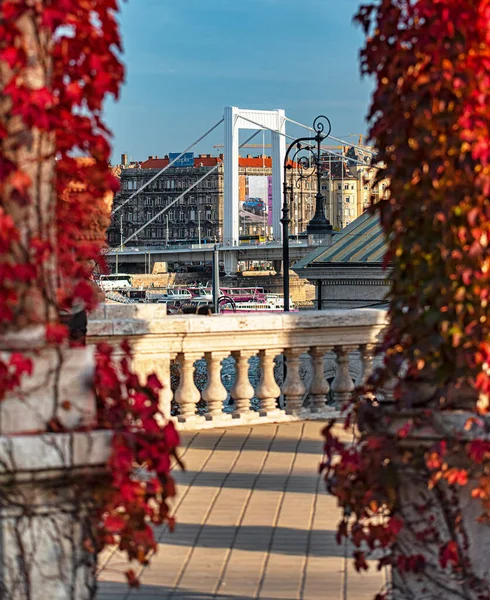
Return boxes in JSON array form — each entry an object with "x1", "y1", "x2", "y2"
[{"x1": 282, "y1": 116, "x2": 333, "y2": 312}]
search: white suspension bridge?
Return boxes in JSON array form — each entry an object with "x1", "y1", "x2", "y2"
[{"x1": 109, "y1": 106, "x2": 377, "y2": 274}]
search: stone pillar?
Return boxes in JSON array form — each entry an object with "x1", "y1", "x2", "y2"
[
  {"x1": 256, "y1": 349, "x2": 282, "y2": 416},
  {"x1": 309, "y1": 346, "x2": 332, "y2": 413},
  {"x1": 0, "y1": 10, "x2": 112, "y2": 598},
  {"x1": 175, "y1": 352, "x2": 203, "y2": 422},
  {"x1": 357, "y1": 343, "x2": 377, "y2": 386},
  {"x1": 282, "y1": 348, "x2": 307, "y2": 415},
  {"x1": 367, "y1": 409, "x2": 490, "y2": 600},
  {"x1": 202, "y1": 351, "x2": 229, "y2": 420},
  {"x1": 0, "y1": 431, "x2": 111, "y2": 600},
  {"x1": 0, "y1": 15, "x2": 57, "y2": 328},
  {"x1": 230, "y1": 350, "x2": 255, "y2": 417}
]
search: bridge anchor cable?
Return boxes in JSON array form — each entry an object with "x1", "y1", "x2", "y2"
[
  {"x1": 112, "y1": 117, "x2": 225, "y2": 215},
  {"x1": 117, "y1": 129, "x2": 262, "y2": 248}
]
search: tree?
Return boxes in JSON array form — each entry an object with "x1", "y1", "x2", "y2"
[{"x1": 323, "y1": 1, "x2": 490, "y2": 598}]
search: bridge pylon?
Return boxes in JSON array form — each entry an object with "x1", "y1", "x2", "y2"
[{"x1": 223, "y1": 106, "x2": 286, "y2": 274}]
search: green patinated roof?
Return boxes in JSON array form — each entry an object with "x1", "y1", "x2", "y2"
[{"x1": 295, "y1": 211, "x2": 386, "y2": 269}]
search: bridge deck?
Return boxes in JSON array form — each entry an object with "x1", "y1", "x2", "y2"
[{"x1": 97, "y1": 422, "x2": 384, "y2": 599}]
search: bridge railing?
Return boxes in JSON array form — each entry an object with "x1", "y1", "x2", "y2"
[{"x1": 88, "y1": 305, "x2": 388, "y2": 429}]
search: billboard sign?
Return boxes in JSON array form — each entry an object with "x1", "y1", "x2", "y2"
[
  {"x1": 239, "y1": 175, "x2": 271, "y2": 237},
  {"x1": 169, "y1": 152, "x2": 194, "y2": 168}
]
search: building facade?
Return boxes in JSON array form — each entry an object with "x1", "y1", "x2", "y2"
[
  {"x1": 320, "y1": 146, "x2": 389, "y2": 230},
  {"x1": 107, "y1": 153, "x2": 317, "y2": 247}
]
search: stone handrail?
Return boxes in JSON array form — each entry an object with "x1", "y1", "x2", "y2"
[{"x1": 88, "y1": 306, "x2": 388, "y2": 429}]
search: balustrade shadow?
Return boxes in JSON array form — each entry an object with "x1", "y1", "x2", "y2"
[
  {"x1": 178, "y1": 433, "x2": 323, "y2": 455},
  {"x1": 156, "y1": 523, "x2": 346, "y2": 558},
  {"x1": 97, "y1": 581, "x2": 296, "y2": 600},
  {"x1": 174, "y1": 470, "x2": 323, "y2": 494}
]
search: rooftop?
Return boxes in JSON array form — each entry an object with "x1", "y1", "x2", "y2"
[
  {"x1": 294, "y1": 211, "x2": 386, "y2": 270},
  {"x1": 139, "y1": 155, "x2": 273, "y2": 170}
]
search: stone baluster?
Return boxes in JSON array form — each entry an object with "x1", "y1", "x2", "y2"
[
  {"x1": 202, "y1": 351, "x2": 229, "y2": 420},
  {"x1": 230, "y1": 351, "x2": 256, "y2": 417},
  {"x1": 309, "y1": 346, "x2": 332, "y2": 413},
  {"x1": 256, "y1": 349, "x2": 282, "y2": 416},
  {"x1": 132, "y1": 352, "x2": 174, "y2": 419},
  {"x1": 380, "y1": 376, "x2": 397, "y2": 403},
  {"x1": 331, "y1": 345, "x2": 355, "y2": 405},
  {"x1": 282, "y1": 348, "x2": 307, "y2": 415},
  {"x1": 357, "y1": 343, "x2": 377, "y2": 386},
  {"x1": 175, "y1": 352, "x2": 203, "y2": 422}
]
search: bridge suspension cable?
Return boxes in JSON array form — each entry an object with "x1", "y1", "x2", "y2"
[
  {"x1": 112, "y1": 117, "x2": 224, "y2": 215},
  {"x1": 235, "y1": 114, "x2": 373, "y2": 168},
  {"x1": 118, "y1": 129, "x2": 262, "y2": 248},
  {"x1": 285, "y1": 116, "x2": 376, "y2": 156}
]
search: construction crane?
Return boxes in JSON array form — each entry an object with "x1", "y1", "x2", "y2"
[{"x1": 347, "y1": 134, "x2": 364, "y2": 145}]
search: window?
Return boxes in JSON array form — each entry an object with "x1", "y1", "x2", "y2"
[
  {"x1": 337, "y1": 184, "x2": 341, "y2": 190},
  {"x1": 344, "y1": 208, "x2": 349, "y2": 216},
  {"x1": 345, "y1": 196, "x2": 350, "y2": 203}
]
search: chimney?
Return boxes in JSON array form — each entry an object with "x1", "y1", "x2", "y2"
[{"x1": 121, "y1": 153, "x2": 128, "y2": 166}]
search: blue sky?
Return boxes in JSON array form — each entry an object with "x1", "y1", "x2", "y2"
[{"x1": 105, "y1": 0, "x2": 372, "y2": 162}]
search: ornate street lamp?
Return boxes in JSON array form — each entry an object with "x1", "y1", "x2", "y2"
[{"x1": 282, "y1": 116, "x2": 333, "y2": 311}]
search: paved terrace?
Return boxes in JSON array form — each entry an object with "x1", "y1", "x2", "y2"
[{"x1": 97, "y1": 422, "x2": 385, "y2": 600}]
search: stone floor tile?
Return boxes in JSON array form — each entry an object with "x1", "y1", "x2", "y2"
[{"x1": 97, "y1": 423, "x2": 383, "y2": 600}]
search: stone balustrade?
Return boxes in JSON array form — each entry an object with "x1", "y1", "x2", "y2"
[{"x1": 88, "y1": 305, "x2": 388, "y2": 429}]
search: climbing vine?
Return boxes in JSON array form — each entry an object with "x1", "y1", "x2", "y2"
[
  {"x1": 0, "y1": 0, "x2": 178, "y2": 591},
  {"x1": 323, "y1": 1, "x2": 490, "y2": 598}
]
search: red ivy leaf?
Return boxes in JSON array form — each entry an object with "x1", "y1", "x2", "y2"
[
  {"x1": 104, "y1": 514, "x2": 126, "y2": 534},
  {"x1": 439, "y1": 540, "x2": 459, "y2": 569},
  {"x1": 9, "y1": 353, "x2": 33, "y2": 377},
  {"x1": 46, "y1": 323, "x2": 68, "y2": 344},
  {"x1": 353, "y1": 551, "x2": 369, "y2": 572},
  {"x1": 125, "y1": 569, "x2": 140, "y2": 588}
]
